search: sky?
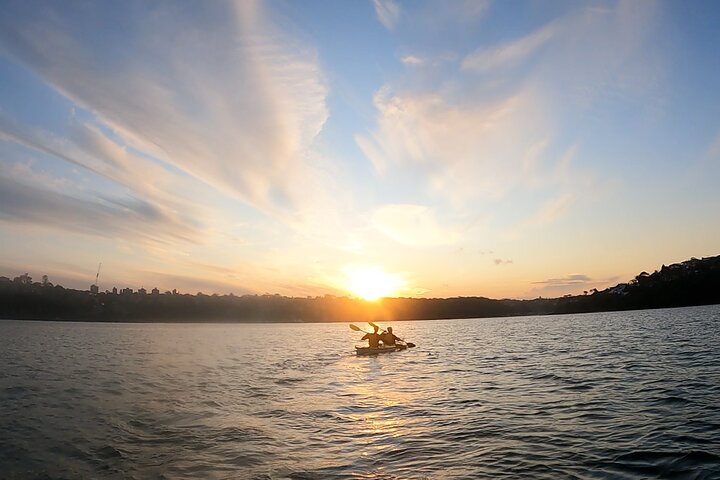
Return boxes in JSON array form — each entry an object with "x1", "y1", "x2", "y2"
[{"x1": 0, "y1": 0, "x2": 719, "y2": 300}]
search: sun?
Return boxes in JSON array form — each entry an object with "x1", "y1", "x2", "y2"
[{"x1": 344, "y1": 266, "x2": 404, "y2": 301}]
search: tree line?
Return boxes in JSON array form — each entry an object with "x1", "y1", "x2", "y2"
[{"x1": 1, "y1": 254, "x2": 718, "y2": 322}]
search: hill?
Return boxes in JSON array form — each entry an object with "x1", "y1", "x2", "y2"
[{"x1": 1, "y1": 255, "x2": 719, "y2": 322}]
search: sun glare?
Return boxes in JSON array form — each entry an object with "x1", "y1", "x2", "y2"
[{"x1": 345, "y1": 266, "x2": 404, "y2": 301}]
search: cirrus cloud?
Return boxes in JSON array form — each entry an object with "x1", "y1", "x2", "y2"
[
  {"x1": 462, "y1": 21, "x2": 558, "y2": 73},
  {"x1": 373, "y1": 0, "x2": 401, "y2": 30},
  {"x1": 357, "y1": 0, "x2": 664, "y2": 219},
  {"x1": 0, "y1": 0, "x2": 331, "y2": 221},
  {"x1": 372, "y1": 203, "x2": 460, "y2": 247}
]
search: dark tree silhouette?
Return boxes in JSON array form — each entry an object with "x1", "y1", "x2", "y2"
[{"x1": 1, "y1": 255, "x2": 719, "y2": 323}]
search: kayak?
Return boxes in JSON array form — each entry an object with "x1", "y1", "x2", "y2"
[{"x1": 355, "y1": 343, "x2": 407, "y2": 355}]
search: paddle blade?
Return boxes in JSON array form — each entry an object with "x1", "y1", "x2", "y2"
[
  {"x1": 349, "y1": 324, "x2": 362, "y2": 331},
  {"x1": 406, "y1": 342, "x2": 416, "y2": 348}
]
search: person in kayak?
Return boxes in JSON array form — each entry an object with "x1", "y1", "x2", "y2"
[
  {"x1": 362, "y1": 325, "x2": 381, "y2": 348},
  {"x1": 380, "y1": 326, "x2": 401, "y2": 346}
]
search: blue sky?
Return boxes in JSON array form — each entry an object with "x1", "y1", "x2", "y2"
[{"x1": 1, "y1": 0, "x2": 719, "y2": 299}]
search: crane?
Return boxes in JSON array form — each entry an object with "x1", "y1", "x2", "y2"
[{"x1": 94, "y1": 262, "x2": 102, "y2": 288}]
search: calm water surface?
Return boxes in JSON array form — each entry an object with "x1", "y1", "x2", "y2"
[{"x1": 1, "y1": 306, "x2": 719, "y2": 479}]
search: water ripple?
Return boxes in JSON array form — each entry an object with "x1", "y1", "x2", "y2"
[{"x1": 1, "y1": 305, "x2": 719, "y2": 478}]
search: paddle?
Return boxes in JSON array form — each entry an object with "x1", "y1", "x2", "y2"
[
  {"x1": 349, "y1": 323, "x2": 371, "y2": 334},
  {"x1": 350, "y1": 323, "x2": 415, "y2": 349},
  {"x1": 368, "y1": 321, "x2": 416, "y2": 348}
]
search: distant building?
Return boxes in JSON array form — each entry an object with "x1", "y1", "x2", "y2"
[
  {"x1": 90, "y1": 284, "x2": 99, "y2": 294},
  {"x1": 138, "y1": 287, "x2": 147, "y2": 295},
  {"x1": 151, "y1": 287, "x2": 159, "y2": 295},
  {"x1": 122, "y1": 288, "x2": 133, "y2": 295},
  {"x1": 112, "y1": 287, "x2": 118, "y2": 295}
]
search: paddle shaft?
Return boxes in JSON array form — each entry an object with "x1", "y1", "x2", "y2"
[{"x1": 349, "y1": 324, "x2": 374, "y2": 335}]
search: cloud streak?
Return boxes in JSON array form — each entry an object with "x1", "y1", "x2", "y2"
[
  {"x1": 530, "y1": 193, "x2": 576, "y2": 226},
  {"x1": 529, "y1": 273, "x2": 622, "y2": 298},
  {"x1": 0, "y1": 171, "x2": 197, "y2": 244},
  {"x1": 462, "y1": 22, "x2": 557, "y2": 73},
  {"x1": 0, "y1": 110, "x2": 206, "y2": 241},
  {"x1": 0, "y1": 1, "x2": 331, "y2": 220},
  {"x1": 357, "y1": 84, "x2": 552, "y2": 201},
  {"x1": 532, "y1": 274, "x2": 593, "y2": 287},
  {"x1": 373, "y1": 0, "x2": 400, "y2": 30},
  {"x1": 372, "y1": 204, "x2": 460, "y2": 247},
  {"x1": 357, "y1": 0, "x2": 664, "y2": 218}
]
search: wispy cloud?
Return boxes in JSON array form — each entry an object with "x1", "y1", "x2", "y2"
[
  {"x1": 452, "y1": 0, "x2": 491, "y2": 20},
  {"x1": 708, "y1": 131, "x2": 720, "y2": 159},
  {"x1": 532, "y1": 274, "x2": 592, "y2": 287},
  {"x1": 462, "y1": 22, "x2": 557, "y2": 73},
  {"x1": 0, "y1": 1, "x2": 331, "y2": 222},
  {"x1": 401, "y1": 55, "x2": 424, "y2": 66},
  {"x1": 529, "y1": 273, "x2": 595, "y2": 297},
  {"x1": 357, "y1": 84, "x2": 552, "y2": 202},
  {"x1": 0, "y1": 111, "x2": 205, "y2": 241},
  {"x1": 530, "y1": 193, "x2": 575, "y2": 226},
  {"x1": 0, "y1": 171, "x2": 197, "y2": 243},
  {"x1": 371, "y1": 203, "x2": 460, "y2": 247},
  {"x1": 529, "y1": 273, "x2": 621, "y2": 298},
  {"x1": 0, "y1": 0, "x2": 366, "y2": 285},
  {"x1": 402, "y1": 0, "x2": 490, "y2": 31},
  {"x1": 494, "y1": 258, "x2": 513, "y2": 266},
  {"x1": 373, "y1": 0, "x2": 400, "y2": 30},
  {"x1": 358, "y1": 0, "x2": 663, "y2": 226}
]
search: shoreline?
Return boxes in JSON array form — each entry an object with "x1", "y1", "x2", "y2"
[{"x1": 2, "y1": 302, "x2": 718, "y2": 325}]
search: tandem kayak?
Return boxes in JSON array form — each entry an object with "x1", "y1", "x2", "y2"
[{"x1": 355, "y1": 343, "x2": 408, "y2": 355}]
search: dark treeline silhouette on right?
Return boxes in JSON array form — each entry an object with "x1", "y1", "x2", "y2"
[{"x1": 1, "y1": 255, "x2": 719, "y2": 323}]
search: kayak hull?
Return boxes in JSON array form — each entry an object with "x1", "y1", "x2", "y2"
[{"x1": 355, "y1": 344, "x2": 407, "y2": 355}]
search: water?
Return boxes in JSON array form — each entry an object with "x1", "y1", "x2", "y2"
[{"x1": 1, "y1": 305, "x2": 719, "y2": 479}]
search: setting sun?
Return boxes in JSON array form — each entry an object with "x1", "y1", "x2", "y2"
[{"x1": 344, "y1": 266, "x2": 404, "y2": 301}]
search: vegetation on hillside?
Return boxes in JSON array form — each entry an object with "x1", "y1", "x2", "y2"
[{"x1": 1, "y1": 255, "x2": 719, "y2": 322}]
